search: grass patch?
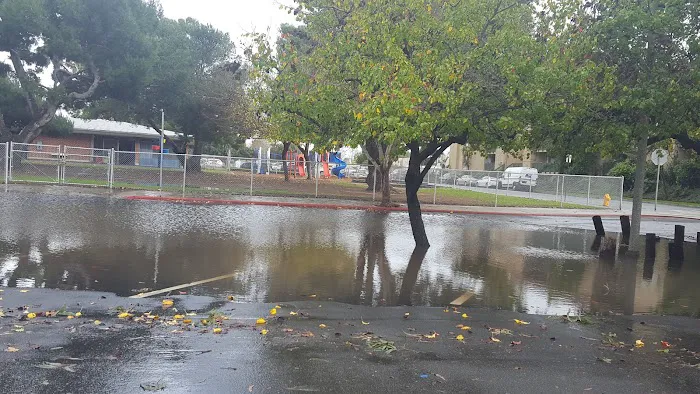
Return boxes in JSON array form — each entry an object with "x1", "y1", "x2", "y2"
[{"x1": 422, "y1": 187, "x2": 592, "y2": 209}]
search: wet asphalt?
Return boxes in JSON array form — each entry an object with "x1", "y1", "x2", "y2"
[{"x1": 1, "y1": 288, "x2": 699, "y2": 393}]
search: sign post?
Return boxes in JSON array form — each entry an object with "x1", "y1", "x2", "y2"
[{"x1": 650, "y1": 149, "x2": 668, "y2": 212}]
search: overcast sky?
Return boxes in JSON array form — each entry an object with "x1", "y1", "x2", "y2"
[{"x1": 160, "y1": 0, "x2": 298, "y2": 49}]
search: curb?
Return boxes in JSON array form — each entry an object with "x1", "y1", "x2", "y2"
[{"x1": 123, "y1": 195, "x2": 700, "y2": 221}]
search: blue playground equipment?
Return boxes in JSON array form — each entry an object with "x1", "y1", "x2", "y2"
[{"x1": 329, "y1": 152, "x2": 347, "y2": 179}]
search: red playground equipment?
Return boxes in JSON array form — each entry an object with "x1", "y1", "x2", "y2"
[{"x1": 285, "y1": 151, "x2": 307, "y2": 178}]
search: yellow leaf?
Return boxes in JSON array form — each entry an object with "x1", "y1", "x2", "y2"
[
  {"x1": 275, "y1": 305, "x2": 282, "y2": 309},
  {"x1": 94, "y1": 320, "x2": 102, "y2": 325},
  {"x1": 227, "y1": 296, "x2": 234, "y2": 301},
  {"x1": 361, "y1": 319, "x2": 370, "y2": 325},
  {"x1": 75, "y1": 312, "x2": 82, "y2": 317},
  {"x1": 20, "y1": 289, "x2": 29, "y2": 293},
  {"x1": 635, "y1": 340, "x2": 645, "y2": 348},
  {"x1": 319, "y1": 324, "x2": 327, "y2": 329},
  {"x1": 162, "y1": 299, "x2": 174, "y2": 307},
  {"x1": 183, "y1": 319, "x2": 192, "y2": 324},
  {"x1": 443, "y1": 309, "x2": 449, "y2": 313},
  {"x1": 67, "y1": 315, "x2": 74, "y2": 320},
  {"x1": 261, "y1": 329, "x2": 269, "y2": 335},
  {"x1": 289, "y1": 311, "x2": 298, "y2": 316},
  {"x1": 456, "y1": 334, "x2": 465, "y2": 341},
  {"x1": 213, "y1": 328, "x2": 222, "y2": 334},
  {"x1": 200, "y1": 319, "x2": 210, "y2": 326},
  {"x1": 424, "y1": 332, "x2": 438, "y2": 339},
  {"x1": 490, "y1": 337, "x2": 501, "y2": 343},
  {"x1": 186, "y1": 312, "x2": 196, "y2": 316},
  {"x1": 376, "y1": 107, "x2": 380, "y2": 114},
  {"x1": 309, "y1": 294, "x2": 317, "y2": 298},
  {"x1": 26, "y1": 312, "x2": 37, "y2": 319},
  {"x1": 456, "y1": 324, "x2": 464, "y2": 328},
  {"x1": 173, "y1": 314, "x2": 184, "y2": 320},
  {"x1": 5, "y1": 346, "x2": 19, "y2": 352},
  {"x1": 118, "y1": 312, "x2": 132, "y2": 319},
  {"x1": 256, "y1": 318, "x2": 267, "y2": 325},
  {"x1": 514, "y1": 319, "x2": 530, "y2": 325},
  {"x1": 461, "y1": 326, "x2": 472, "y2": 331},
  {"x1": 270, "y1": 308, "x2": 277, "y2": 316},
  {"x1": 461, "y1": 313, "x2": 468, "y2": 319}
]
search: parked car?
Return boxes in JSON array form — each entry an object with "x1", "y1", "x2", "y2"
[
  {"x1": 456, "y1": 175, "x2": 479, "y2": 186},
  {"x1": 200, "y1": 157, "x2": 225, "y2": 169},
  {"x1": 498, "y1": 167, "x2": 538, "y2": 189},
  {"x1": 439, "y1": 171, "x2": 460, "y2": 184},
  {"x1": 239, "y1": 161, "x2": 268, "y2": 172},
  {"x1": 347, "y1": 167, "x2": 369, "y2": 178},
  {"x1": 476, "y1": 176, "x2": 498, "y2": 188}
]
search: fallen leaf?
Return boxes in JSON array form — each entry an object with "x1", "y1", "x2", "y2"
[
  {"x1": 183, "y1": 319, "x2": 192, "y2": 324},
  {"x1": 319, "y1": 324, "x2": 327, "y2": 329},
  {"x1": 289, "y1": 311, "x2": 298, "y2": 316},
  {"x1": 456, "y1": 334, "x2": 465, "y2": 341},
  {"x1": 75, "y1": 312, "x2": 82, "y2": 318},
  {"x1": 275, "y1": 305, "x2": 281, "y2": 309},
  {"x1": 597, "y1": 357, "x2": 612, "y2": 364},
  {"x1": 404, "y1": 312, "x2": 410, "y2": 318},
  {"x1": 490, "y1": 337, "x2": 501, "y2": 343},
  {"x1": 227, "y1": 295, "x2": 234, "y2": 301},
  {"x1": 510, "y1": 341, "x2": 522, "y2": 346},
  {"x1": 26, "y1": 312, "x2": 37, "y2": 319},
  {"x1": 44, "y1": 310, "x2": 57, "y2": 317},
  {"x1": 5, "y1": 346, "x2": 19, "y2": 352},
  {"x1": 635, "y1": 339, "x2": 645, "y2": 348},
  {"x1": 270, "y1": 308, "x2": 277, "y2": 316},
  {"x1": 94, "y1": 320, "x2": 102, "y2": 325},
  {"x1": 186, "y1": 312, "x2": 197, "y2": 316},
  {"x1": 256, "y1": 318, "x2": 266, "y2": 325},
  {"x1": 261, "y1": 329, "x2": 269, "y2": 335},
  {"x1": 514, "y1": 319, "x2": 530, "y2": 325},
  {"x1": 661, "y1": 341, "x2": 671, "y2": 349},
  {"x1": 141, "y1": 382, "x2": 167, "y2": 391},
  {"x1": 173, "y1": 314, "x2": 184, "y2": 320},
  {"x1": 461, "y1": 313, "x2": 469, "y2": 319},
  {"x1": 118, "y1": 312, "x2": 132, "y2": 319},
  {"x1": 443, "y1": 309, "x2": 449, "y2": 313},
  {"x1": 461, "y1": 326, "x2": 472, "y2": 331},
  {"x1": 20, "y1": 290, "x2": 29, "y2": 293},
  {"x1": 309, "y1": 294, "x2": 317, "y2": 298},
  {"x1": 162, "y1": 299, "x2": 174, "y2": 307},
  {"x1": 657, "y1": 349, "x2": 670, "y2": 354},
  {"x1": 67, "y1": 315, "x2": 74, "y2": 320},
  {"x1": 282, "y1": 328, "x2": 294, "y2": 333},
  {"x1": 248, "y1": 385, "x2": 254, "y2": 392},
  {"x1": 213, "y1": 328, "x2": 222, "y2": 334},
  {"x1": 12, "y1": 326, "x2": 24, "y2": 333},
  {"x1": 301, "y1": 331, "x2": 314, "y2": 337},
  {"x1": 423, "y1": 332, "x2": 438, "y2": 339},
  {"x1": 361, "y1": 319, "x2": 370, "y2": 325}
]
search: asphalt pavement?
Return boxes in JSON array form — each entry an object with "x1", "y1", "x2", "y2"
[{"x1": 1, "y1": 288, "x2": 699, "y2": 393}]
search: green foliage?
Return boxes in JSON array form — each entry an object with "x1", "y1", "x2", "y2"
[
  {"x1": 0, "y1": 0, "x2": 160, "y2": 142},
  {"x1": 607, "y1": 161, "x2": 636, "y2": 191}
]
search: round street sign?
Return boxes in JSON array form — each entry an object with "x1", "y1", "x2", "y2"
[{"x1": 651, "y1": 149, "x2": 669, "y2": 166}]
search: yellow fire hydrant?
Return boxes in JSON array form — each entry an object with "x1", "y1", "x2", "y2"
[{"x1": 603, "y1": 194, "x2": 611, "y2": 207}]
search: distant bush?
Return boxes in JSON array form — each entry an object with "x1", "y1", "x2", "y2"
[{"x1": 608, "y1": 161, "x2": 636, "y2": 191}]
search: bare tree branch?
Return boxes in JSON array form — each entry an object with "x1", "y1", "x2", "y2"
[{"x1": 68, "y1": 60, "x2": 101, "y2": 100}]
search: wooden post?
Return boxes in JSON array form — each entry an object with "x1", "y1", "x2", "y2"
[
  {"x1": 674, "y1": 225, "x2": 685, "y2": 245},
  {"x1": 620, "y1": 215, "x2": 631, "y2": 245},
  {"x1": 645, "y1": 233, "x2": 656, "y2": 258},
  {"x1": 669, "y1": 225, "x2": 685, "y2": 261},
  {"x1": 592, "y1": 216, "x2": 605, "y2": 236}
]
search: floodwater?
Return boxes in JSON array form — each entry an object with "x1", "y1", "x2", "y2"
[{"x1": 0, "y1": 191, "x2": 698, "y2": 317}]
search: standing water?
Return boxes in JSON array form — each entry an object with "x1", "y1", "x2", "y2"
[{"x1": 0, "y1": 191, "x2": 698, "y2": 317}]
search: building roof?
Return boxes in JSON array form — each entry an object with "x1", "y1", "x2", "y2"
[{"x1": 70, "y1": 118, "x2": 181, "y2": 140}]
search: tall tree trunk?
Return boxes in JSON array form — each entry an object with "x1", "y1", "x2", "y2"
[
  {"x1": 188, "y1": 139, "x2": 202, "y2": 172},
  {"x1": 299, "y1": 144, "x2": 311, "y2": 180},
  {"x1": 406, "y1": 148, "x2": 430, "y2": 248},
  {"x1": 363, "y1": 139, "x2": 393, "y2": 205},
  {"x1": 630, "y1": 126, "x2": 649, "y2": 251},
  {"x1": 281, "y1": 141, "x2": 291, "y2": 181},
  {"x1": 380, "y1": 164, "x2": 392, "y2": 206}
]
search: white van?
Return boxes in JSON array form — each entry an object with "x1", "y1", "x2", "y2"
[{"x1": 498, "y1": 167, "x2": 538, "y2": 189}]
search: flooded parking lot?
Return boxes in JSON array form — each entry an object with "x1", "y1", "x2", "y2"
[{"x1": 0, "y1": 191, "x2": 698, "y2": 316}]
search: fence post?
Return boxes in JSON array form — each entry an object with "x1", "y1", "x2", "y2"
[
  {"x1": 372, "y1": 166, "x2": 377, "y2": 201},
  {"x1": 227, "y1": 149, "x2": 231, "y2": 172},
  {"x1": 587, "y1": 176, "x2": 591, "y2": 206},
  {"x1": 555, "y1": 175, "x2": 560, "y2": 203},
  {"x1": 109, "y1": 148, "x2": 115, "y2": 191},
  {"x1": 8, "y1": 142, "x2": 13, "y2": 182},
  {"x1": 315, "y1": 161, "x2": 319, "y2": 198},
  {"x1": 560, "y1": 175, "x2": 565, "y2": 208},
  {"x1": 4, "y1": 142, "x2": 9, "y2": 188},
  {"x1": 250, "y1": 159, "x2": 254, "y2": 196},
  {"x1": 158, "y1": 151, "x2": 163, "y2": 193},
  {"x1": 182, "y1": 154, "x2": 187, "y2": 198},
  {"x1": 619, "y1": 176, "x2": 624, "y2": 210},
  {"x1": 433, "y1": 169, "x2": 438, "y2": 205},
  {"x1": 529, "y1": 177, "x2": 532, "y2": 198},
  {"x1": 494, "y1": 171, "x2": 499, "y2": 208}
]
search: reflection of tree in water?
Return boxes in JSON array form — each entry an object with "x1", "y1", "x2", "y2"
[
  {"x1": 263, "y1": 223, "x2": 358, "y2": 304},
  {"x1": 351, "y1": 213, "x2": 395, "y2": 305},
  {"x1": 397, "y1": 247, "x2": 428, "y2": 305},
  {"x1": 658, "y1": 246, "x2": 700, "y2": 317}
]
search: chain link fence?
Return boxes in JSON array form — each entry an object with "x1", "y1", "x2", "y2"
[{"x1": 1, "y1": 143, "x2": 624, "y2": 209}]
